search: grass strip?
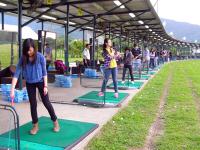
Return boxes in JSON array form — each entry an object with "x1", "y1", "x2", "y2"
[
  {"x1": 87, "y1": 64, "x2": 171, "y2": 150},
  {"x1": 155, "y1": 61, "x2": 200, "y2": 149}
]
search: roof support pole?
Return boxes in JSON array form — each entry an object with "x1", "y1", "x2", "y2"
[
  {"x1": 92, "y1": 15, "x2": 96, "y2": 68},
  {"x1": 41, "y1": 21, "x2": 44, "y2": 31},
  {"x1": 1, "y1": 12, "x2": 4, "y2": 30},
  {"x1": 109, "y1": 23, "x2": 111, "y2": 39},
  {"x1": 82, "y1": 29, "x2": 85, "y2": 50},
  {"x1": 128, "y1": 32, "x2": 130, "y2": 47},
  {"x1": 18, "y1": 0, "x2": 23, "y2": 90},
  {"x1": 64, "y1": 4, "x2": 69, "y2": 71},
  {"x1": 11, "y1": 32, "x2": 14, "y2": 65},
  {"x1": 120, "y1": 26, "x2": 122, "y2": 52}
]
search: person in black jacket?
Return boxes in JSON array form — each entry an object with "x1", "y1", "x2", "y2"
[
  {"x1": 122, "y1": 47, "x2": 134, "y2": 84},
  {"x1": 131, "y1": 43, "x2": 142, "y2": 75}
]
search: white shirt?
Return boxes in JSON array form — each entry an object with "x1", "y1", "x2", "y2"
[
  {"x1": 150, "y1": 52, "x2": 156, "y2": 58},
  {"x1": 83, "y1": 48, "x2": 90, "y2": 60},
  {"x1": 143, "y1": 49, "x2": 150, "y2": 61}
]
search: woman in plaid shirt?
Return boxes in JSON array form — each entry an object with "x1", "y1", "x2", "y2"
[{"x1": 98, "y1": 38, "x2": 120, "y2": 98}]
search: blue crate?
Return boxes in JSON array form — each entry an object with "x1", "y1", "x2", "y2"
[
  {"x1": 1, "y1": 84, "x2": 11, "y2": 92},
  {"x1": 1, "y1": 86, "x2": 28, "y2": 103},
  {"x1": 15, "y1": 90, "x2": 24, "y2": 103},
  {"x1": 71, "y1": 74, "x2": 78, "y2": 78},
  {"x1": 84, "y1": 68, "x2": 90, "y2": 77},
  {"x1": 1, "y1": 84, "x2": 11, "y2": 101},
  {"x1": 7, "y1": 90, "x2": 24, "y2": 103},
  {"x1": 48, "y1": 66, "x2": 55, "y2": 71},
  {"x1": 84, "y1": 69, "x2": 97, "y2": 77},
  {"x1": 23, "y1": 89, "x2": 29, "y2": 101},
  {"x1": 54, "y1": 75, "x2": 72, "y2": 88},
  {"x1": 54, "y1": 75, "x2": 63, "y2": 87},
  {"x1": 90, "y1": 69, "x2": 97, "y2": 77},
  {"x1": 61, "y1": 76, "x2": 72, "y2": 88},
  {"x1": 62, "y1": 76, "x2": 71, "y2": 82}
]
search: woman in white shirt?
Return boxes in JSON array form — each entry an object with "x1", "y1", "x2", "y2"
[
  {"x1": 142, "y1": 46, "x2": 150, "y2": 70},
  {"x1": 149, "y1": 48, "x2": 156, "y2": 69}
]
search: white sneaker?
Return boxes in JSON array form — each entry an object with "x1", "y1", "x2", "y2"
[
  {"x1": 131, "y1": 81, "x2": 134, "y2": 84},
  {"x1": 121, "y1": 81, "x2": 125, "y2": 84}
]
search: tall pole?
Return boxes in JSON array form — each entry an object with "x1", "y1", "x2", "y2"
[
  {"x1": 16, "y1": 1, "x2": 22, "y2": 149},
  {"x1": 1, "y1": 12, "x2": 4, "y2": 30},
  {"x1": 64, "y1": 4, "x2": 69, "y2": 72},
  {"x1": 92, "y1": 15, "x2": 96, "y2": 68},
  {"x1": 11, "y1": 32, "x2": 14, "y2": 65},
  {"x1": 120, "y1": 26, "x2": 122, "y2": 52},
  {"x1": 128, "y1": 32, "x2": 130, "y2": 47},
  {"x1": 18, "y1": 0, "x2": 22, "y2": 90},
  {"x1": 82, "y1": 29, "x2": 85, "y2": 50},
  {"x1": 41, "y1": 21, "x2": 44, "y2": 31},
  {"x1": 108, "y1": 23, "x2": 111, "y2": 39}
]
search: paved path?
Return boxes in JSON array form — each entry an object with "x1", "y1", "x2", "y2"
[{"x1": 0, "y1": 72, "x2": 156, "y2": 150}]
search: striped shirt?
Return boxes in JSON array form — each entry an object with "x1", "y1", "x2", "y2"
[{"x1": 102, "y1": 48, "x2": 117, "y2": 68}]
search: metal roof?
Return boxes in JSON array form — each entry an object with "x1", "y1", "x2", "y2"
[{"x1": 0, "y1": 0, "x2": 199, "y2": 48}]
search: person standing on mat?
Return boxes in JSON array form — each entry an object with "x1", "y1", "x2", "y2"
[
  {"x1": 142, "y1": 46, "x2": 150, "y2": 71},
  {"x1": 44, "y1": 43, "x2": 52, "y2": 71},
  {"x1": 122, "y1": 47, "x2": 134, "y2": 84},
  {"x1": 98, "y1": 38, "x2": 119, "y2": 98},
  {"x1": 131, "y1": 43, "x2": 142, "y2": 75},
  {"x1": 10, "y1": 38, "x2": 60, "y2": 135},
  {"x1": 83, "y1": 43, "x2": 91, "y2": 68}
]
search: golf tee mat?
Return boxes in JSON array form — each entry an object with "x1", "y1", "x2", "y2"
[
  {"x1": 0, "y1": 116, "x2": 98, "y2": 150},
  {"x1": 107, "y1": 81, "x2": 144, "y2": 90},
  {"x1": 75, "y1": 91, "x2": 129, "y2": 107}
]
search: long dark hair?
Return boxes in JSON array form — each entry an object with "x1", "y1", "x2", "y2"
[
  {"x1": 103, "y1": 38, "x2": 112, "y2": 54},
  {"x1": 125, "y1": 47, "x2": 130, "y2": 52},
  {"x1": 22, "y1": 38, "x2": 37, "y2": 67}
]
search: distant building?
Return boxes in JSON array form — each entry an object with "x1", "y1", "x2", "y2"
[{"x1": 0, "y1": 24, "x2": 38, "y2": 40}]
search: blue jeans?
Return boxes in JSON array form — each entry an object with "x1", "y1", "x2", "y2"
[
  {"x1": 149, "y1": 58, "x2": 155, "y2": 69},
  {"x1": 101, "y1": 67, "x2": 118, "y2": 93},
  {"x1": 142, "y1": 60, "x2": 149, "y2": 71},
  {"x1": 132, "y1": 59, "x2": 141, "y2": 75},
  {"x1": 133, "y1": 59, "x2": 141, "y2": 69}
]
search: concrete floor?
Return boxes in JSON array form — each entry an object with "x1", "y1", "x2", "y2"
[{"x1": 0, "y1": 73, "x2": 154, "y2": 150}]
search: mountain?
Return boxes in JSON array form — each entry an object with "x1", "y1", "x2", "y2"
[{"x1": 161, "y1": 18, "x2": 200, "y2": 42}]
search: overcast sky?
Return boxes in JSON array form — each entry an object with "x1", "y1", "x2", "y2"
[{"x1": 150, "y1": 0, "x2": 200, "y2": 25}]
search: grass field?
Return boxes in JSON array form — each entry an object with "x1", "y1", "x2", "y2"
[
  {"x1": 0, "y1": 44, "x2": 82, "y2": 68},
  {"x1": 155, "y1": 61, "x2": 200, "y2": 149},
  {"x1": 0, "y1": 43, "x2": 18, "y2": 67},
  {"x1": 87, "y1": 60, "x2": 200, "y2": 150}
]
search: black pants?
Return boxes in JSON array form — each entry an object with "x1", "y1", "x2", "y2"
[
  {"x1": 83, "y1": 59, "x2": 90, "y2": 68},
  {"x1": 122, "y1": 64, "x2": 134, "y2": 81},
  {"x1": 26, "y1": 82, "x2": 57, "y2": 124},
  {"x1": 46, "y1": 60, "x2": 51, "y2": 71}
]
